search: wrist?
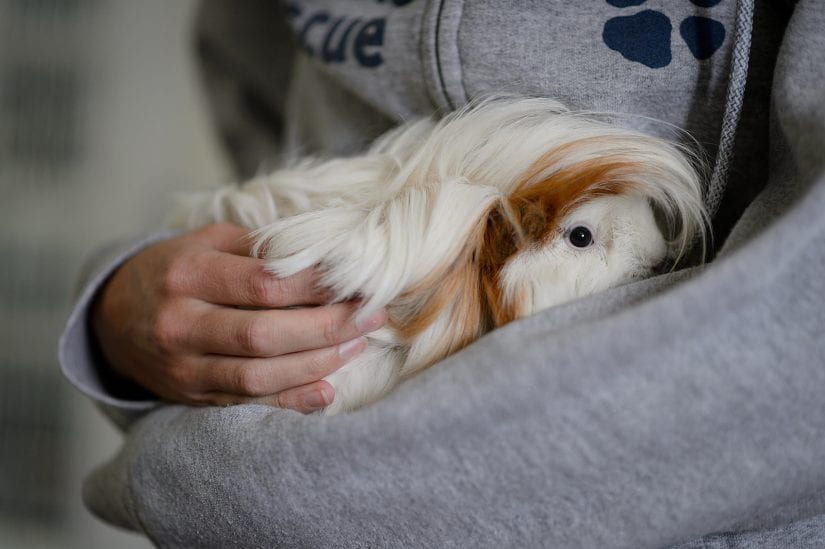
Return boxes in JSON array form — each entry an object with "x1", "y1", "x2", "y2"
[{"x1": 88, "y1": 274, "x2": 159, "y2": 401}]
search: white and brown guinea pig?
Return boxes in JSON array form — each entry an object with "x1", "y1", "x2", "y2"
[{"x1": 172, "y1": 96, "x2": 708, "y2": 415}]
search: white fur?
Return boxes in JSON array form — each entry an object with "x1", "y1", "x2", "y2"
[
  {"x1": 500, "y1": 195, "x2": 668, "y2": 312},
  {"x1": 170, "y1": 97, "x2": 707, "y2": 415}
]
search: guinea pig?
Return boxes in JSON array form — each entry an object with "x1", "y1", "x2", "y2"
[{"x1": 172, "y1": 96, "x2": 707, "y2": 414}]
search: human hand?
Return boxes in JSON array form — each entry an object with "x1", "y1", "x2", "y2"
[{"x1": 90, "y1": 223, "x2": 386, "y2": 412}]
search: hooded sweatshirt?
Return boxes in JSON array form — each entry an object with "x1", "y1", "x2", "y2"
[{"x1": 60, "y1": 1, "x2": 825, "y2": 547}]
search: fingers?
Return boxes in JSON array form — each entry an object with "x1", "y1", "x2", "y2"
[
  {"x1": 266, "y1": 381, "x2": 335, "y2": 413},
  {"x1": 177, "y1": 223, "x2": 329, "y2": 308},
  {"x1": 186, "y1": 251, "x2": 329, "y2": 307},
  {"x1": 92, "y1": 223, "x2": 367, "y2": 415},
  {"x1": 193, "y1": 222, "x2": 255, "y2": 256},
  {"x1": 190, "y1": 302, "x2": 387, "y2": 357},
  {"x1": 199, "y1": 337, "x2": 364, "y2": 398},
  {"x1": 205, "y1": 380, "x2": 336, "y2": 414}
]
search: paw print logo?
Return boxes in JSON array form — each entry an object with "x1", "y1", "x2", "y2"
[{"x1": 602, "y1": 0, "x2": 726, "y2": 69}]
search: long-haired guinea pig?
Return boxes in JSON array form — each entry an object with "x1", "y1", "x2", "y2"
[{"x1": 172, "y1": 96, "x2": 707, "y2": 415}]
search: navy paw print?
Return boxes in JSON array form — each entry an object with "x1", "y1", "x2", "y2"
[{"x1": 602, "y1": 0, "x2": 725, "y2": 69}]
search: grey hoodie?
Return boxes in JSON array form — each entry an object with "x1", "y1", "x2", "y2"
[{"x1": 60, "y1": 0, "x2": 825, "y2": 547}]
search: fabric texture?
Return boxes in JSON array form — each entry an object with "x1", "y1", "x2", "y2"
[{"x1": 59, "y1": 0, "x2": 825, "y2": 547}]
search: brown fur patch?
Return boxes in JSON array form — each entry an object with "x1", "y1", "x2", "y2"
[
  {"x1": 392, "y1": 144, "x2": 638, "y2": 367},
  {"x1": 477, "y1": 147, "x2": 638, "y2": 327},
  {"x1": 478, "y1": 203, "x2": 524, "y2": 328},
  {"x1": 510, "y1": 146, "x2": 637, "y2": 245},
  {"x1": 392, "y1": 219, "x2": 488, "y2": 348}
]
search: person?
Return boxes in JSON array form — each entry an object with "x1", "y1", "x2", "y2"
[{"x1": 59, "y1": 0, "x2": 825, "y2": 546}]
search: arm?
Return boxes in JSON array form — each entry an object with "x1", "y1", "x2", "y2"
[{"x1": 84, "y1": 197, "x2": 825, "y2": 546}]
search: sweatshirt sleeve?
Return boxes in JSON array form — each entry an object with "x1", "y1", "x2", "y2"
[
  {"x1": 82, "y1": 168, "x2": 825, "y2": 547},
  {"x1": 58, "y1": 233, "x2": 176, "y2": 431},
  {"x1": 80, "y1": 1, "x2": 825, "y2": 547}
]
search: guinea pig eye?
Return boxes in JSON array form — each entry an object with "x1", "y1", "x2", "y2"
[{"x1": 566, "y1": 225, "x2": 594, "y2": 249}]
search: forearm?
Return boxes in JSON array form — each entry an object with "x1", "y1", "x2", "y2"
[{"x1": 83, "y1": 214, "x2": 825, "y2": 548}]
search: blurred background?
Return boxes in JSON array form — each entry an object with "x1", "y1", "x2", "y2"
[{"x1": 0, "y1": 0, "x2": 228, "y2": 546}]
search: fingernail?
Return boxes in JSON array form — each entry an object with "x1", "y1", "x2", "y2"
[
  {"x1": 303, "y1": 386, "x2": 333, "y2": 409},
  {"x1": 338, "y1": 337, "x2": 366, "y2": 361},
  {"x1": 356, "y1": 309, "x2": 388, "y2": 333}
]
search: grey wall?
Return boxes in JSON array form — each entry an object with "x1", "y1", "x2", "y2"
[{"x1": 0, "y1": 1, "x2": 227, "y2": 546}]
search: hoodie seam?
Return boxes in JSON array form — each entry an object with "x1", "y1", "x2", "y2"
[
  {"x1": 434, "y1": 0, "x2": 453, "y2": 110},
  {"x1": 420, "y1": 0, "x2": 467, "y2": 113}
]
